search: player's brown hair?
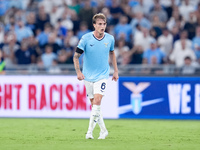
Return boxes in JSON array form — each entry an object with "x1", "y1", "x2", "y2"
[{"x1": 92, "y1": 13, "x2": 106, "y2": 24}]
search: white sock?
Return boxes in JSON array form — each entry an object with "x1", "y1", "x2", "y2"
[
  {"x1": 87, "y1": 105, "x2": 100, "y2": 133},
  {"x1": 98, "y1": 110, "x2": 107, "y2": 132}
]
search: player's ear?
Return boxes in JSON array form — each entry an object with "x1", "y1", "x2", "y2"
[{"x1": 93, "y1": 23, "x2": 96, "y2": 30}]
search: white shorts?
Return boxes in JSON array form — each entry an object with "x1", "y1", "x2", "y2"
[{"x1": 84, "y1": 79, "x2": 108, "y2": 99}]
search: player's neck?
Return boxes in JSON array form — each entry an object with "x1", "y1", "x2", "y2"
[{"x1": 93, "y1": 31, "x2": 104, "y2": 40}]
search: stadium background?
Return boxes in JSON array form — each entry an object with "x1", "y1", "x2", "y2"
[
  {"x1": 0, "y1": 0, "x2": 200, "y2": 119},
  {"x1": 0, "y1": 0, "x2": 200, "y2": 149}
]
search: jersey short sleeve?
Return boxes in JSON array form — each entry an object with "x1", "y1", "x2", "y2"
[
  {"x1": 110, "y1": 36, "x2": 115, "y2": 51},
  {"x1": 77, "y1": 36, "x2": 86, "y2": 51}
]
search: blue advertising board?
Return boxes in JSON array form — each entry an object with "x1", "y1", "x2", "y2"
[{"x1": 119, "y1": 77, "x2": 200, "y2": 119}]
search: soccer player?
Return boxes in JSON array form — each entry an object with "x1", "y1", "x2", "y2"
[{"x1": 73, "y1": 13, "x2": 119, "y2": 139}]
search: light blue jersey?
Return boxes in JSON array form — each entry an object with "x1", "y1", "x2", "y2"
[{"x1": 77, "y1": 32, "x2": 115, "y2": 82}]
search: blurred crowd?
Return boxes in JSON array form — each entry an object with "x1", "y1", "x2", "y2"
[{"x1": 1, "y1": 0, "x2": 200, "y2": 74}]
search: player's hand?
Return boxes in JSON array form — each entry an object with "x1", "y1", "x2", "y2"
[
  {"x1": 77, "y1": 72, "x2": 85, "y2": 81},
  {"x1": 112, "y1": 72, "x2": 119, "y2": 81}
]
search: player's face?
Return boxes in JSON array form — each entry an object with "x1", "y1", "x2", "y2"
[{"x1": 93, "y1": 19, "x2": 106, "y2": 34}]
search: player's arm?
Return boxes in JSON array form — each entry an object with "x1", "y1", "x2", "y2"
[
  {"x1": 73, "y1": 48, "x2": 85, "y2": 81},
  {"x1": 109, "y1": 50, "x2": 119, "y2": 81}
]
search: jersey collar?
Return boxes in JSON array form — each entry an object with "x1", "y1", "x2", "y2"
[{"x1": 92, "y1": 33, "x2": 105, "y2": 41}]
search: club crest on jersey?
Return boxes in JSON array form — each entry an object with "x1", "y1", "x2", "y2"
[{"x1": 104, "y1": 43, "x2": 109, "y2": 47}]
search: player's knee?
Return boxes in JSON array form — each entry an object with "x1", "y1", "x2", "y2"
[
  {"x1": 90, "y1": 98, "x2": 94, "y2": 105},
  {"x1": 93, "y1": 95, "x2": 102, "y2": 105},
  {"x1": 94, "y1": 98, "x2": 101, "y2": 105}
]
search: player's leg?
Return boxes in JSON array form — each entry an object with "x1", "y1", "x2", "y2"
[
  {"x1": 93, "y1": 94, "x2": 108, "y2": 139},
  {"x1": 84, "y1": 81, "x2": 96, "y2": 139},
  {"x1": 93, "y1": 79, "x2": 108, "y2": 139},
  {"x1": 86, "y1": 94, "x2": 103, "y2": 139},
  {"x1": 87, "y1": 98, "x2": 98, "y2": 134},
  {"x1": 90, "y1": 98, "x2": 94, "y2": 107}
]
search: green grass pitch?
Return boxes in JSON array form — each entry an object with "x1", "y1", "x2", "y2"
[{"x1": 0, "y1": 118, "x2": 199, "y2": 150}]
